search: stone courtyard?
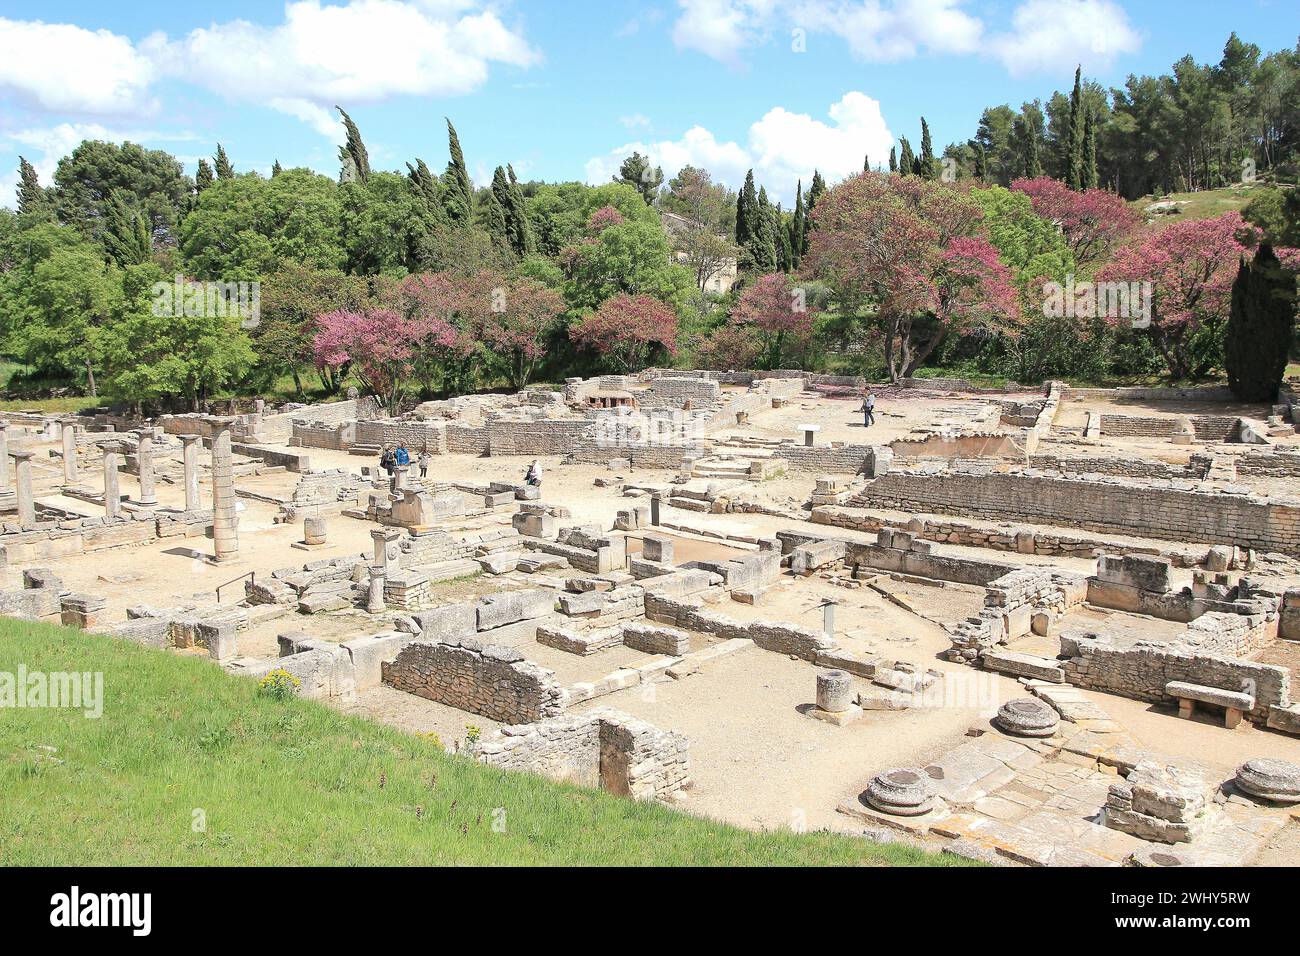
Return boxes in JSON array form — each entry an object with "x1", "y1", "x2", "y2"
[{"x1": 4, "y1": 369, "x2": 1300, "y2": 866}]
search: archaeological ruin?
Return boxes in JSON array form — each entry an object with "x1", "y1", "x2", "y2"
[{"x1": 4, "y1": 369, "x2": 1300, "y2": 866}]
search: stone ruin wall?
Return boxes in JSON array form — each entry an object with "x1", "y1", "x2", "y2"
[
  {"x1": 382, "y1": 638, "x2": 566, "y2": 724},
  {"x1": 849, "y1": 470, "x2": 1300, "y2": 555},
  {"x1": 1099, "y1": 413, "x2": 1240, "y2": 441}
]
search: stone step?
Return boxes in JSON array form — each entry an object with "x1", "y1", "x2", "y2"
[{"x1": 980, "y1": 649, "x2": 1065, "y2": 683}]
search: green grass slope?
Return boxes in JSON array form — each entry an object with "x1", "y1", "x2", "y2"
[{"x1": 0, "y1": 617, "x2": 962, "y2": 866}]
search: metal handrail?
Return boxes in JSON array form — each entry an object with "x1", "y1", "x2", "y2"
[{"x1": 216, "y1": 570, "x2": 254, "y2": 603}]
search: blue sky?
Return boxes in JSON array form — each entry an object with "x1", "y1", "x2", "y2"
[{"x1": 1, "y1": 0, "x2": 1296, "y2": 207}]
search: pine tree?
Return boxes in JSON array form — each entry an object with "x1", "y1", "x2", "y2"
[
  {"x1": 1225, "y1": 244, "x2": 1296, "y2": 401},
  {"x1": 889, "y1": 147, "x2": 897, "y2": 174},
  {"x1": 918, "y1": 118, "x2": 936, "y2": 179},
  {"x1": 336, "y1": 107, "x2": 371, "y2": 184},
  {"x1": 272, "y1": 159, "x2": 283, "y2": 177},
  {"x1": 214, "y1": 144, "x2": 234, "y2": 180},
  {"x1": 442, "y1": 119, "x2": 474, "y2": 225},
  {"x1": 790, "y1": 180, "x2": 805, "y2": 270},
  {"x1": 16, "y1": 157, "x2": 49, "y2": 216},
  {"x1": 615, "y1": 152, "x2": 663, "y2": 204},
  {"x1": 898, "y1": 137, "x2": 915, "y2": 177},
  {"x1": 195, "y1": 159, "x2": 214, "y2": 194},
  {"x1": 1065, "y1": 66, "x2": 1084, "y2": 190},
  {"x1": 1082, "y1": 110, "x2": 1099, "y2": 189}
]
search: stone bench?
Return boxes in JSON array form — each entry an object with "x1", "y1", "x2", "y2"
[{"x1": 1166, "y1": 680, "x2": 1255, "y2": 729}]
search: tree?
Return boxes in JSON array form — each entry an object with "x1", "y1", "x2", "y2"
[
  {"x1": 732, "y1": 273, "x2": 819, "y2": 369},
  {"x1": 467, "y1": 275, "x2": 566, "y2": 389},
  {"x1": 898, "y1": 137, "x2": 915, "y2": 177},
  {"x1": 790, "y1": 180, "x2": 806, "y2": 269},
  {"x1": 336, "y1": 107, "x2": 371, "y2": 184},
  {"x1": 102, "y1": 190, "x2": 152, "y2": 267},
  {"x1": 889, "y1": 147, "x2": 898, "y2": 173},
  {"x1": 565, "y1": 214, "x2": 693, "y2": 311},
  {"x1": 918, "y1": 118, "x2": 937, "y2": 179},
  {"x1": 1012, "y1": 177, "x2": 1138, "y2": 268},
  {"x1": 214, "y1": 144, "x2": 234, "y2": 180},
  {"x1": 570, "y1": 293, "x2": 679, "y2": 371},
  {"x1": 614, "y1": 152, "x2": 663, "y2": 204},
  {"x1": 195, "y1": 159, "x2": 214, "y2": 194},
  {"x1": 491, "y1": 165, "x2": 532, "y2": 258},
  {"x1": 746, "y1": 187, "x2": 778, "y2": 273},
  {"x1": 53, "y1": 140, "x2": 191, "y2": 246},
  {"x1": 735, "y1": 169, "x2": 758, "y2": 248},
  {"x1": 16, "y1": 157, "x2": 50, "y2": 217},
  {"x1": 1064, "y1": 66, "x2": 1084, "y2": 189},
  {"x1": 258, "y1": 262, "x2": 369, "y2": 394},
  {"x1": 312, "y1": 307, "x2": 431, "y2": 410},
  {"x1": 1225, "y1": 244, "x2": 1296, "y2": 401},
  {"x1": 663, "y1": 166, "x2": 738, "y2": 292},
  {"x1": 272, "y1": 160, "x2": 283, "y2": 177},
  {"x1": 1098, "y1": 212, "x2": 1256, "y2": 379},
  {"x1": 695, "y1": 321, "x2": 765, "y2": 370},
  {"x1": 1082, "y1": 110, "x2": 1099, "y2": 189},
  {"x1": 442, "y1": 119, "x2": 474, "y2": 225}
]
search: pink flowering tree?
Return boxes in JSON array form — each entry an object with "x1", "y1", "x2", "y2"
[
  {"x1": 569, "y1": 293, "x2": 679, "y2": 372},
  {"x1": 379, "y1": 272, "x2": 480, "y2": 394},
  {"x1": 461, "y1": 273, "x2": 567, "y2": 390},
  {"x1": 585, "y1": 205, "x2": 626, "y2": 236},
  {"x1": 312, "y1": 308, "x2": 427, "y2": 410},
  {"x1": 1097, "y1": 212, "x2": 1258, "y2": 380},
  {"x1": 731, "y1": 272, "x2": 821, "y2": 369},
  {"x1": 1011, "y1": 177, "x2": 1139, "y2": 268},
  {"x1": 805, "y1": 172, "x2": 1015, "y2": 381},
  {"x1": 695, "y1": 322, "x2": 765, "y2": 371}
]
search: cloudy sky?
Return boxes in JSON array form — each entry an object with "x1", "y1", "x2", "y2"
[{"x1": 0, "y1": 0, "x2": 1295, "y2": 206}]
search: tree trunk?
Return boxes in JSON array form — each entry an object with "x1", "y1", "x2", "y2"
[{"x1": 84, "y1": 359, "x2": 97, "y2": 398}]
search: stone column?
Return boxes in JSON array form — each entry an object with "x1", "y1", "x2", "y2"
[
  {"x1": 367, "y1": 569, "x2": 386, "y2": 614},
  {"x1": 209, "y1": 419, "x2": 239, "y2": 562},
  {"x1": 61, "y1": 422, "x2": 79, "y2": 484},
  {"x1": 180, "y1": 435, "x2": 202, "y2": 511},
  {"x1": 393, "y1": 464, "x2": 409, "y2": 492},
  {"x1": 371, "y1": 528, "x2": 398, "y2": 570},
  {"x1": 101, "y1": 443, "x2": 122, "y2": 519},
  {"x1": 11, "y1": 450, "x2": 35, "y2": 528},
  {"x1": 133, "y1": 428, "x2": 158, "y2": 507},
  {"x1": 0, "y1": 422, "x2": 9, "y2": 492}
]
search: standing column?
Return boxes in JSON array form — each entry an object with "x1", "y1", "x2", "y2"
[
  {"x1": 133, "y1": 428, "x2": 158, "y2": 507},
  {"x1": 209, "y1": 419, "x2": 239, "y2": 562},
  {"x1": 0, "y1": 422, "x2": 9, "y2": 492},
  {"x1": 180, "y1": 435, "x2": 202, "y2": 511},
  {"x1": 367, "y1": 569, "x2": 387, "y2": 614},
  {"x1": 61, "y1": 422, "x2": 79, "y2": 485},
  {"x1": 393, "y1": 464, "x2": 409, "y2": 493},
  {"x1": 371, "y1": 528, "x2": 398, "y2": 570},
  {"x1": 11, "y1": 450, "x2": 35, "y2": 528},
  {"x1": 101, "y1": 443, "x2": 122, "y2": 519}
]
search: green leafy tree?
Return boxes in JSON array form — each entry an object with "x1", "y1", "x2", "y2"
[
  {"x1": 1225, "y1": 244, "x2": 1296, "y2": 401},
  {"x1": 195, "y1": 159, "x2": 214, "y2": 194},
  {"x1": 102, "y1": 190, "x2": 152, "y2": 267},
  {"x1": 214, "y1": 144, "x2": 235, "y2": 181},
  {"x1": 614, "y1": 151, "x2": 663, "y2": 204},
  {"x1": 53, "y1": 140, "x2": 191, "y2": 246},
  {"x1": 918, "y1": 118, "x2": 937, "y2": 179},
  {"x1": 16, "y1": 157, "x2": 52, "y2": 218},
  {"x1": 336, "y1": 107, "x2": 371, "y2": 184},
  {"x1": 442, "y1": 119, "x2": 475, "y2": 225}
]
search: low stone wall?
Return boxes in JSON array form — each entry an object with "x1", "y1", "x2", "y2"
[
  {"x1": 382, "y1": 638, "x2": 566, "y2": 723},
  {"x1": 1099, "y1": 413, "x2": 1240, "y2": 441},
  {"x1": 781, "y1": 443, "x2": 876, "y2": 474},
  {"x1": 848, "y1": 469, "x2": 1300, "y2": 555},
  {"x1": 1061, "y1": 631, "x2": 1289, "y2": 724},
  {"x1": 476, "y1": 708, "x2": 690, "y2": 801},
  {"x1": 355, "y1": 419, "x2": 447, "y2": 453},
  {"x1": 1237, "y1": 449, "x2": 1300, "y2": 478}
]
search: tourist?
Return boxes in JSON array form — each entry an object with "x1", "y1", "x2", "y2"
[
  {"x1": 394, "y1": 444, "x2": 411, "y2": 468},
  {"x1": 380, "y1": 446, "x2": 395, "y2": 477},
  {"x1": 860, "y1": 392, "x2": 876, "y2": 428},
  {"x1": 525, "y1": 460, "x2": 542, "y2": 489},
  {"x1": 417, "y1": 452, "x2": 431, "y2": 479}
]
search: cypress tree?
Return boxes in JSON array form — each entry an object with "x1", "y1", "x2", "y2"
[
  {"x1": 898, "y1": 137, "x2": 915, "y2": 177},
  {"x1": 749, "y1": 186, "x2": 777, "y2": 273},
  {"x1": 271, "y1": 159, "x2": 283, "y2": 177},
  {"x1": 803, "y1": 171, "x2": 826, "y2": 255},
  {"x1": 1082, "y1": 110, "x2": 1099, "y2": 189},
  {"x1": 336, "y1": 107, "x2": 371, "y2": 184},
  {"x1": 974, "y1": 143, "x2": 987, "y2": 184},
  {"x1": 790, "y1": 180, "x2": 805, "y2": 270},
  {"x1": 1017, "y1": 116, "x2": 1042, "y2": 178},
  {"x1": 16, "y1": 157, "x2": 49, "y2": 216},
  {"x1": 443, "y1": 119, "x2": 474, "y2": 225},
  {"x1": 918, "y1": 118, "x2": 936, "y2": 179},
  {"x1": 864, "y1": 154, "x2": 870, "y2": 173},
  {"x1": 1065, "y1": 66, "x2": 1084, "y2": 190},
  {"x1": 736, "y1": 169, "x2": 758, "y2": 247},
  {"x1": 483, "y1": 193, "x2": 511, "y2": 257},
  {"x1": 1225, "y1": 244, "x2": 1296, "y2": 401},
  {"x1": 103, "y1": 190, "x2": 151, "y2": 267},
  {"x1": 889, "y1": 147, "x2": 898, "y2": 173},
  {"x1": 491, "y1": 165, "x2": 533, "y2": 258},
  {"x1": 214, "y1": 144, "x2": 234, "y2": 180},
  {"x1": 507, "y1": 164, "x2": 534, "y2": 255},
  {"x1": 195, "y1": 159, "x2": 214, "y2": 194}
]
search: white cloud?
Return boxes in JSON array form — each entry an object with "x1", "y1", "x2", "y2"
[
  {"x1": 0, "y1": 18, "x2": 158, "y2": 115},
  {"x1": 988, "y1": 0, "x2": 1142, "y2": 75},
  {"x1": 619, "y1": 113, "x2": 652, "y2": 130},
  {"x1": 671, "y1": 0, "x2": 776, "y2": 66},
  {"x1": 0, "y1": 3, "x2": 540, "y2": 137},
  {"x1": 585, "y1": 91, "x2": 893, "y2": 205}
]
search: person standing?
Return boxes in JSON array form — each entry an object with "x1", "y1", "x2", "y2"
[
  {"x1": 417, "y1": 451, "x2": 430, "y2": 479},
  {"x1": 860, "y1": 392, "x2": 876, "y2": 428}
]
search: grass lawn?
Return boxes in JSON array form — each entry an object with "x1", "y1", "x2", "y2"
[
  {"x1": 1130, "y1": 183, "x2": 1266, "y2": 224},
  {"x1": 0, "y1": 618, "x2": 962, "y2": 866}
]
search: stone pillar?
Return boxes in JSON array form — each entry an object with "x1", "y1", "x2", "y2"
[
  {"x1": 209, "y1": 419, "x2": 239, "y2": 562},
  {"x1": 304, "y1": 517, "x2": 327, "y2": 545},
  {"x1": 822, "y1": 600, "x2": 836, "y2": 640},
  {"x1": 180, "y1": 435, "x2": 202, "y2": 511},
  {"x1": 367, "y1": 569, "x2": 386, "y2": 614},
  {"x1": 0, "y1": 422, "x2": 8, "y2": 492},
  {"x1": 649, "y1": 493, "x2": 661, "y2": 527},
  {"x1": 11, "y1": 450, "x2": 35, "y2": 528},
  {"x1": 61, "y1": 422, "x2": 79, "y2": 484},
  {"x1": 133, "y1": 428, "x2": 158, "y2": 507},
  {"x1": 101, "y1": 443, "x2": 122, "y2": 519},
  {"x1": 372, "y1": 528, "x2": 398, "y2": 570},
  {"x1": 393, "y1": 464, "x2": 409, "y2": 492},
  {"x1": 816, "y1": 670, "x2": 853, "y2": 713}
]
